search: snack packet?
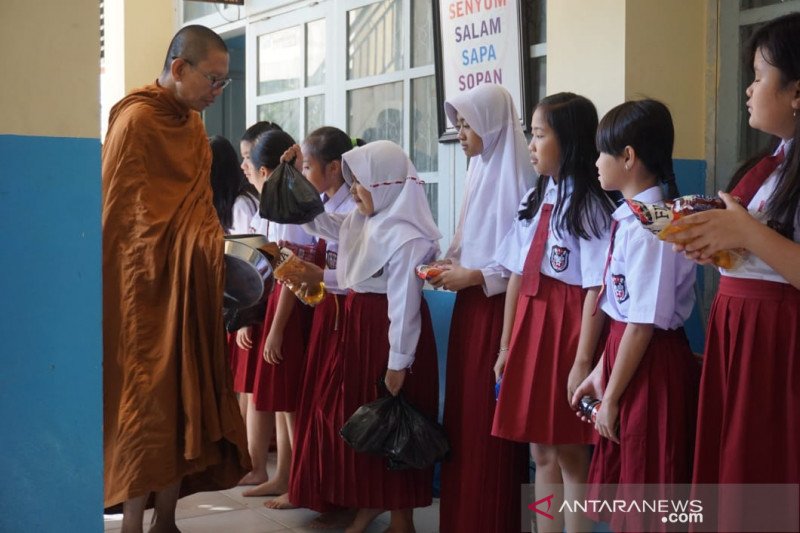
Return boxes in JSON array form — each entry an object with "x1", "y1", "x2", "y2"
[
  {"x1": 273, "y1": 247, "x2": 326, "y2": 306},
  {"x1": 626, "y1": 195, "x2": 747, "y2": 269},
  {"x1": 415, "y1": 262, "x2": 451, "y2": 281}
]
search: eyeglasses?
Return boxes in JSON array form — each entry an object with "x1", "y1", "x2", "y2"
[{"x1": 174, "y1": 57, "x2": 232, "y2": 90}]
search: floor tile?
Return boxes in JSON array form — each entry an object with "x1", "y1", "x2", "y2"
[{"x1": 175, "y1": 508, "x2": 287, "y2": 532}]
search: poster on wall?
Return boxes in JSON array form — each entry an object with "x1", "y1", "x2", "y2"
[{"x1": 433, "y1": 0, "x2": 531, "y2": 141}]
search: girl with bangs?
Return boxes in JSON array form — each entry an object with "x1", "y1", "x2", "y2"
[{"x1": 491, "y1": 92, "x2": 614, "y2": 533}]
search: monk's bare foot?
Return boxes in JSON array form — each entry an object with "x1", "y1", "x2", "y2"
[
  {"x1": 242, "y1": 477, "x2": 288, "y2": 497},
  {"x1": 238, "y1": 470, "x2": 269, "y2": 486},
  {"x1": 308, "y1": 508, "x2": 357, "y2": 529},
  {"x1": 344, "y1": 508, "x2": 382, "y2": 533},
  {"x1": 263, "y1": 492, "x2": 296, "y2": 509}
]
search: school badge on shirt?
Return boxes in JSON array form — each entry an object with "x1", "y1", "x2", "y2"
[
  {"x1": 326, "y1": 250, "x2": 338, "y2": 270},
  {"x1": 550, "y1": 245, "x2": 570, "y2": 272},
  {"x1": 611, "y1": 273, "x2": 629, "y2": 303}
]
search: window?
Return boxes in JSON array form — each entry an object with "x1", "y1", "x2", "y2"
[
  {"x1": 249, "y1": 0, "x2": 440, "y2": 222},
  {"x1": 254, "y1": 19, "x2": 326, "y2": 142}
]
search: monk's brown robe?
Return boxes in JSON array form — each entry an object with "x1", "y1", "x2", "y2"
[{"x1": 103, "y1": 83, "x2": 250, "y2": 507}]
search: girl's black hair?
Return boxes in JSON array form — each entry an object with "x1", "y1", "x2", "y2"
[
  {"x1": 210, "y1": 135, "x2": 258, "y2": 230},
  {"x1": 251, "y1": 129, "x2": 296, "y2": 171},
  {"x1": 596, "y1": 99, "x2": 680, "y2": 199},
  {"x1": 519, "y1": 92, "x2": 615, "y2": 240},
  {"x1": 241, "y1": 120, "x2": 283, "y2": 143},
  {"x1": 303, "y1": 126, "x2": 365, "y2": 166},
  {"x1": 746, "y1": 12, "x2": 800, "y2": 237}
]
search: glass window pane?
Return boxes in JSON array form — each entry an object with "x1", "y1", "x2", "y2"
[
  {"x1": 258, "y1": 100, "x2": 300, "y2": 143},
  {"x1": 306, "y1": 95, "x2": 325, "y2": 135},
  {"x1": 347, "y1": 0, "x2": 402, "y2": 79},
  {"x1": 411, "y1": 0, "x2": 434, "y2": 67},
  {"x1": 528, "y1": 0, "x2": 547, "y2": 44},
  {"x1": 258, "y1": 26, "x2": 302, "y2": 96},
  {"x1": 423, "y1": 183, "x2": 439, "y2": 226},
  {"x1": 347, "y1": 82, "x2": 403, "y2": 146},
  {"x1": 411, "y1": 76, "x2": 438, "y2": 172},
  {"x1": 183, "y1": 1, "x2": 216, "y2": 21},
  {"x1": 307, "y1": 19, "x2": 326, "y2": 86},
  {"x1": 529, "y1": 56, "x2": 546, "y2": 111}
]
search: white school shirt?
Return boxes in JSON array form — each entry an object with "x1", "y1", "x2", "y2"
[
  {"x1": 303, "y1": 213, "x2": 437, "y2": 371},
  {"x1": 229, "y1": 193, "x2": 258, "y2": 235},
  {"x1": 495, "y1": 177, "x2": 610, "y2": 288},
  {"x1": 248, "y1": 212, "x2": 316, "y2": 246},
  {"x1": 600, "y1": 186, "x2": 696, "y2": 330},
  {"x1": 320, "y1": 184, "x2": 356, "y2": 295},
  {"x1": 721, "y1": 140, "x2": 798, "y2": 284}
]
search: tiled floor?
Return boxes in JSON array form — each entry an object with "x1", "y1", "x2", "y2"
[{"x1": 103, "y1": 464, "x2": 440, "y2": 533}]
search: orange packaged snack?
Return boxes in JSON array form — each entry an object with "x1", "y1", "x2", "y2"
[
  {"x1": 415, "y1": 262, "x2": 451, "y2": 281},
  {"x1": 273, "y1": 247, "x2": 326, "y2": 306},
  {"x1": 626, "y1": 195, "x2": 747, "y2": 269}
]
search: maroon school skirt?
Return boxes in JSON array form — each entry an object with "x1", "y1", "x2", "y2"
[
  {"x1": 321, "y1": 292, "x2": 438, "y2": 510},
  {"x1": 229, "y1": 321, "x2": 264, "y2": 394},
  {"x1": 693, "y1": 277, "x2": 800, "y2": 486},
  {"x1": 586, "y1": 320, "x2": 698, "y2": 530},
  {"x1": 492, "y1": 275, "x2": 597, "y2": 444},
  {"x1": 439, "y1": 286, "x2": 530, "y2": 533},
  {"x1": 288, "y1": 292, "x2": 345, "y2": 513},
  {"x1": 252, "y1": 282, "x2": 314, "y2": 412}
]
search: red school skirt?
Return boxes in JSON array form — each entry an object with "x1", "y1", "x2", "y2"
[
  {"x1": 439, "y1": 286, "x2": 530, "y2": 533},
  {"x1": 586, "y1": 320, "x2": 698, "y2": 531},
  {"x1": 229, "y1": 319, "x2": 264, "y2": 394},
  {"x1": 288, "y1": 292, "x2": 345, "y2": 513},
  {"x1": 693, "y1": 276, "x2": 800, "y2": 486},
  {"x1": 321, "y1": 292, "x2": 439, "y2": 510},
  {"x1": 251, "y1": 282, "x2": 314, "y2": 412},
  {"x1": 492, "y1": 275, "x2": 597, "y2": 445}
]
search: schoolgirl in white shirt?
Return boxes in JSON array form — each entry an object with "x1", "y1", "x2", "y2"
[
  {"x1": 665, "y1": 12, "x2": 800, "y2": 498},
  {"x1": 303, "y1": 140, "x2": 440, "y2": 533},
  {"x1": 573, "y1": 99, "x2": 698, "y2": 532},
  {"x1": 492, "y1": 92, "x2": 615, "y2": 533},
  {"x1": 433, "y1": 83, "x2": 533, "y2": 533}
]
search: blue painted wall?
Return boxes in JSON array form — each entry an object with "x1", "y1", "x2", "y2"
[{"x1": 0, "y1": 135, "x2": 103, "y2": 532}]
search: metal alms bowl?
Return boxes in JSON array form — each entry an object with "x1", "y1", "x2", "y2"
[
  {"x1": 223, "y1": 240, "x2": 273, "y2": 308},
  {"x1": 225, "y1": 233, "x2": 269, "y2": 250}
]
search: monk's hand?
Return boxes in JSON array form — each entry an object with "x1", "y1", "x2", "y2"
[
  {"x1": 279, "y1": 144, "x2": 303, "y2": 170},
  {"x1": 384, "y1": 368, "x2": 407, "y2": 396},
  {"x1": 665, "y1": 192, "x2": 754, "y2": 263},
  {"x1": 430, "y1": 264, "x2": 480, "y2": 292},
  {"x1": 263, "y1": 329, "x2": 283, "y2": 364},
  {"x1": 236, "y1": 326, "x2": 253, "y2": 350}
]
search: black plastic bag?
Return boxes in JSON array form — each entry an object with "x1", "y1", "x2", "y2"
[
  {"x1": 259, "y1": 160, "x2": 325, "y2": 224},
  {"x1": 340, "y1": 393, "x2": 450, "y2": 470}
]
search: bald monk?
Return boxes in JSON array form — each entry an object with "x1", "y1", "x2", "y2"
[{"x1": 103, "y1": 25, "x2": 250, "y2": 533}]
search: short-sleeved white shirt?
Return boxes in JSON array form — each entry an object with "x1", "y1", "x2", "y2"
[
  {"x1": 495, "y1": 177, "x2": 610, "y2": 288},
  {"x1": 600, "y1": 186, "x2": 696, "y2": 330}
]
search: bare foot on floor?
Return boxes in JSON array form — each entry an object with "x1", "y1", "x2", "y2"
[
  {"x1": 263, "y1": 493, "x2": 296, "y2": 509},
  {"x1": 344, "y1": 508, "x2": 383, "y2": 533},
  {"x1": 307, "y1": 509, "x2": 357, "y2": 529},
  {"x1": 238, "y1": 470, "x2": 269, "y2": 486},
  {"x1": 242, "y1": 478, "x2": 289, "y2": 497}
]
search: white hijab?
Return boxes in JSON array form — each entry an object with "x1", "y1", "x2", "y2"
[
  {"x1": 443, "y1": 83, "x2": 534, "y2": 268},
  {"x1": 337, "y1": 141, "x2": 442, "y2": 288}
]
